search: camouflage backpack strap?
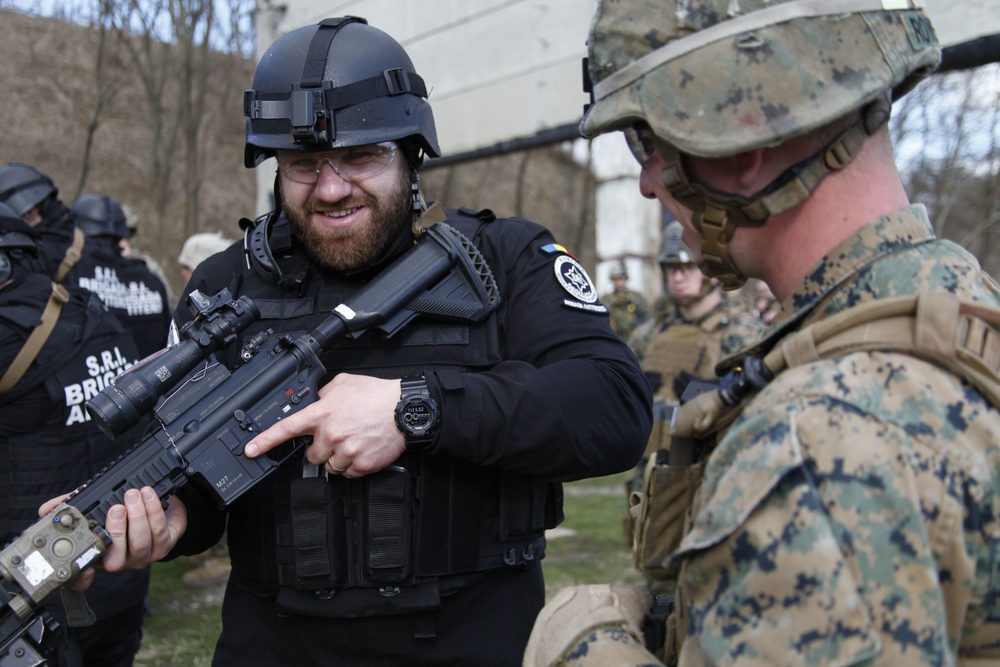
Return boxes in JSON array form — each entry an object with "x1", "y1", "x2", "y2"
[
  {"x1": 0, "y1": 281, "x2": 70, "y2": 393},
  {"x1": 767, "y1": 292, "x2": 1000, "y2": 406},
  {"x1": 54, "y1": 226, "x2": 85, "y2": 283},
  {"x1": 674, "y1": 292, "x2": 1000, "y2": 441}
]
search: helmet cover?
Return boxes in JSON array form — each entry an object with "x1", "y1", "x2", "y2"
[
  {"x1": 581, "y1": 0, "x2": 941, "y2": 156},
  {"x1": 659, "y1": 220, "x2": 696, "y2": 266}
]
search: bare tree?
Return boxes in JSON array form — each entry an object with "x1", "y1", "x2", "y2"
[
  {"x1": 892, "y1": 64, "x2": 1000, "y2": 275},
  {"x1": 73, "y1": 0, "x2": 127, "y2": 199}
]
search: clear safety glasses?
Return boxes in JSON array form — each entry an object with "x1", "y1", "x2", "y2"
[
  {"x1": 276, "y1": 142, "x2": 398, "y2": 185},
  {"x1": 623, "y1": 125, "x2": 657, "y2": 167}
]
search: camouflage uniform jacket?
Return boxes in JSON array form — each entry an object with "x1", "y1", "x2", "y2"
[
  {"x1": 673, "y1": 205, "x2": 1000, "y2": 665},
  {"x1": 563, "y1": 205, "x2": 1000, "y2": 666}
]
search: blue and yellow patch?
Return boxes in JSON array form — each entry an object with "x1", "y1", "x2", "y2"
[{"x1": 540, "y1": 243, "x2": 578, "y2": 260}]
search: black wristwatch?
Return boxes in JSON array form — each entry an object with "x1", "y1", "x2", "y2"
[{"x1": 394, "y1": 375, "x2": 440, "y2": 449}]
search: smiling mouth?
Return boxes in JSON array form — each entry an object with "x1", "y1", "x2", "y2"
[{"x1": 321, "y1": 206, "x2": 362, "y2": 219}]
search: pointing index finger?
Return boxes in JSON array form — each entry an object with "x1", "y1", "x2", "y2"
[{"x1": 244, "y1": 408, "x2": 312, "y2": 458}]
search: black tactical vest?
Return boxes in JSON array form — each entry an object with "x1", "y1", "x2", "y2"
[
  {"x1": 0, "y1": 284, "x2": 142, "y2": 539},
  {"x1": 214, "y1": 209, "x2": 561, "y2": 618}
]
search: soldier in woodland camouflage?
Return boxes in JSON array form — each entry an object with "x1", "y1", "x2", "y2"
[
  {"x1": 525, "y1": 1, "x2": 1000, "y2": 666},
  {"x1": 623, "y1": 222, "x2": 763, "y2": 551},
  {"x1": 628, "y1": 221, "x2": 763, "y2": 403},
  {"x1": 601, "y1": 260, "x2": 648, "y2": 341}
]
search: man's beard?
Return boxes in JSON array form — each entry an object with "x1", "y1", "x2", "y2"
[{"x1": 284, "y1": 172, "x2": 411, "y2": 272}]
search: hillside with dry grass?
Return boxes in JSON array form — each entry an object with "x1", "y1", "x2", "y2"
[{"x1": 0, "y1": 9, "x2": 256, "y2": 297}]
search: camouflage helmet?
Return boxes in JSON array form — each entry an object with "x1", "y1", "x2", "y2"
[
  {"x1": 243, "y1": 16, "x2": 440, "y2": 168},
  {"x1": 659, "y1": 220, "x2": 696, "y2": 266},
  {"x1": 72, "y1": 194, "x2": 129, "y2": 240},
  {"x1": 0, "y1": 162, "x2": 58, "y2": 218},
  {"x1": 580, "y1": 0, "x2": 941, "y2": 157},
  {"x1": 610, "y1": 260, "x2": 629, "y2": 279}
]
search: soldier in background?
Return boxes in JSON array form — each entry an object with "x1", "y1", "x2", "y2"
[
  {"x1": 0, "y1": 162, "x2": 84, "y2": 283},
  {"x1": 0, "y1": 201, "x2": 149, "y2": 667},
  {"x1": 599, "y1": 260, "x2": 647, "y2": 340},
  {"x1": 527, "y1": 0, "x2": 1000, "y2": 665},
  {"x1": 628, "y1": 221, "x2": 763, "y2": 402},
  {"x1": 69, "y1": 194, "x2": 173, "y2": 359},
  {"x1": 622, "y1": 221, "x2": 763, "y2": 547}
]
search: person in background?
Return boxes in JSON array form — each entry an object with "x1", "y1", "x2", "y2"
[
  {"x1": 628, "y1": 221, "x2": 764, "y2": 402},
  {"x1": 0, "y1": 201, "x2": 149, "y2": 667},
  {"x1": 66, "y1": 16, "x2": 651, "y2": 666},
  {"x1": 622, "y1": 220, "x2": 763, "y2": 549},
  {"x1": 526, "y1": 0, "x2": 1000, "y2": 665},
  {"x1": 0, "y1": 162, "x2": 83, "y2": 283},
  {"x1": 600, "y1": 259, "x2": 648, "y2": 341},
  {"x1": 177, "y1": 231, "x2": 234, "y2": 286},
  {"x1": 69, "y1": 194, "x2": 173, "y2": 359}
]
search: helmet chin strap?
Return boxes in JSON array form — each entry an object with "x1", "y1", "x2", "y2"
[{"x1": 657, "y1": 95, "x2": 891, "y2": 290}]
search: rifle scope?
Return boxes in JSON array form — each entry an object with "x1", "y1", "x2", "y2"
[{"x1": 86, "y1": 289, "x2": 259, "y2": 439}]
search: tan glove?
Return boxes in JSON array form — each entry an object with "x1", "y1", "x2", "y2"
[{"x1": 522, "y1": 584, "x2": 654, "y2": 667}]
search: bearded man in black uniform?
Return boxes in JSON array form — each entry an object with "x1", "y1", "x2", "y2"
[
  {"x1": 0, "y1": 202, "x2": 149, "y2": 667},
  {"x1": 76, "y1": 16, "x2": 652, "y2": 667}
]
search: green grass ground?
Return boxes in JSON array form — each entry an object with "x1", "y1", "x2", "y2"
[{"x1": 134, "y1": 471, "x2": 640, "y2": 666}]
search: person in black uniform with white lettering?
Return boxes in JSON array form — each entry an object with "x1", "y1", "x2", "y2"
[
  {"x1": 80, "y1": 16, "x2": 652, "y2": 667},
  {"x1": 68, "y1": 194, "x2": 172, "y2": 359},
  {"x1": 0, "y1": 202, "x2": 149, "y2": 667},
  {"x1": 0, "y1": 162, "x2": 84, "y2": 284}
]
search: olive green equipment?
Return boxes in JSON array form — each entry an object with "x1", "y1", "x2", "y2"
[{"x1": 630, "y1": 291, "x2": 1000, "y2": 660}]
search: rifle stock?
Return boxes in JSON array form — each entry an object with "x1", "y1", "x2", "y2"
[{"x1": 0, "y1": 222, "x2": 499, "y2": 666}]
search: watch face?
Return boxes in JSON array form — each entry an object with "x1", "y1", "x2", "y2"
[{"x1": 400, "y1": 398, "x2": 435, "y2": 435}]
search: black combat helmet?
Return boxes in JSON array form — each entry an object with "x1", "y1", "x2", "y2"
[
  {"x1": 0, "y1": 201, "x2": 39, "y2": 282},
  {"x1": 243, "y1": 16, "x2": 440, "y2": 168},
  {"x1": 0, "y1": 163, "x2": 58, "y2": 219},
  {"x1": 72, "y1": 194, "x2": 129, "y2": 240}
]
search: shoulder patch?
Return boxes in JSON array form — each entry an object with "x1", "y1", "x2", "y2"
[
  {"x1": 554, "y1": 255, "x2": 607, "y2": 314},
  {"x1": 554, "y1": 256, "x2": 597, "y2": 303}
]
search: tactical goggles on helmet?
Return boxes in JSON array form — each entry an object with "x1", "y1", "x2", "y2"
[
  {"x1": 624, "y1": 125, "x2": 658, "y2": 167},
  {"x1": 275, "y1": 142, "x2": 398, "y2": 185}
]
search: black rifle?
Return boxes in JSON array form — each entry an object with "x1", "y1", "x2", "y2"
[{"x1": 0, "y1": 222, "x2": 499, "y2": 666}]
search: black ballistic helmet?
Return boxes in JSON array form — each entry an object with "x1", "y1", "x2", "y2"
[
  {"x1": 0, "y1": 201, "x2": 39, "y2": 282},
  {"x1": 243, "y1": 16, "x2": 441, "y2": 168},
  {"x1": 0, "y1": 162, "x2": 58, "y2": 218},
  {"x1": 72, "y1": 194, "x2": 129, "y2": 240}
]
